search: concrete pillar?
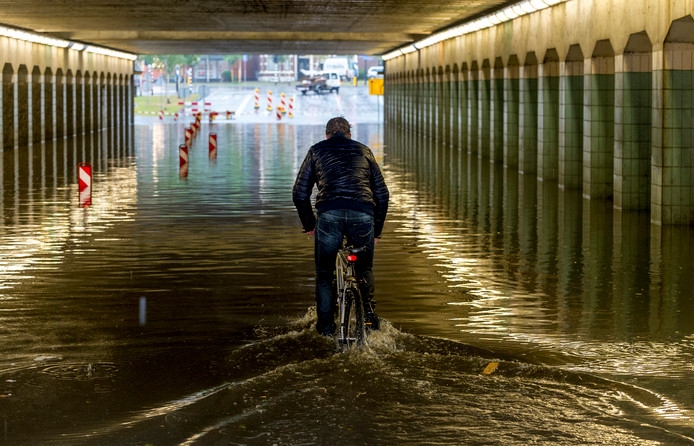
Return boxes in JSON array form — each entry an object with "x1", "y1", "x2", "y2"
[
  {"x1": 614, "y1": 31, "x2": 652, "y2": 211},
  {"x1": 55, "y1": 69, "x2": 64, "y2": 139},
  {"x1": 17, "y1": 65, "x2": 29, "y2": 148},
  {"x1": 443, "y1": 66, "x2": 451, "y2": 150},
  {"x1": 127, "y1": 73, "x2": 133, "y2": 129},
  {"x1": 559, "y1": 45, "x2": 584, "y2": 190},
  {"x1": 450, "y1": 65, "x2": 460, "y2": 151},
  {"x1": 400, "y1": 72, "x2": 414, "y2": 150},
  {"x1": 116, "y1": 73, "x2": 124, "y2": 149},
  {"x1": 433, "y1": 67, "x2": 439, "y2": 145},
  {"x1": 403, "y1": 72, "x2": 410, "y2": 151},
  {"x1": 490, "y1": 57, "x2": 504, "y2": 164},
  {"x1": 504, "y1": 56, "x2": 520, "y2": 169},
  {"x1": 424, "y1": 68, "x2": 433, "y2": 173},
  {"x1": 408, "y1": 71, "x2": 419, "y2": 157},
  {"x1": 444, "y1": 67, "x2": 454, "y2": 198},
  {"x1": 95, "y1": 70, "x2": 102, "y2": 132},
  {"x1": 519, "y1": 53, "x2": 538, "y2": 175},
  {"x1": 408, "y1": 70, "x2": 419, "y2": 153},
  {"x1": 106, "y1": 72, "x2": 113, "y2": 132},
  {"x1": 84, "y1": 71, "x2": 92, "y2": 133},
  {"x1": 404, "y1": 71, "x2": 410, "y2": 139},
  {"x1": 414, "y1": 70, "x2": 424, "y2": 144},
  {"x1": 479, "y1": 59, "x2": 491, "y2": 159},
  {"x1": 409, "y1": 71, "x2": 416, "y2": 154},
  {"x1": 66, "y1": 70, "x2": 75, "y2": 137},
  {"x1": 458, "y1": 64, "x2": 469, "y2": 153},
  {"x1": 652, "y1": 16, "x2": 694, "y2": 225},
  {"x1": 424, "y1": 67, "x2": 432, "y2": 140},
  {"x1": 3, "y1": 63, "x2": 15, "y2": 151},
  {"x1": 437, "y1": 66, "x2": 446, "y2": 148},
  {"x1": 96, "y1": 72, "x2": 104, "y2": 132},
  {"x1": 410, "y1": 70, "x2": 416, "y2": 140},
  {"x1": 44, "y1": 68, "x2": 54, "y2": 141},
  {"x1": 31, "y1": 66, "x2": 42, "y2": 144},
  {"x1": 116, "y1": 72, "x2": 122, "y2": 153},
  {"x1": 397, "y1": 72, "x2": 406, "y2": 153},
  {"x1": 416, "y1": 69, "x2": 426, "y2": 171},
  {"x1": 538, "y1": 50, "x2": 560, "y2": 181},
  {"x1": 406, "y1": 70, "x2": 410, "y2": 142},
  {"x1": 75, "y1": 70, "x2": 83, "y2": 135},
  {"x1": 397, "y1": 72, "x2": 404, "y2": 133},
  {"x1": 433, "y1": 67, "x2": 444, "y2": 196},
  {"x1": 583, "y1": 40, "x2": 615, "y2": 199},
  {"x1": 468, "y1": 61, "x2": 479, "y2": 156}
]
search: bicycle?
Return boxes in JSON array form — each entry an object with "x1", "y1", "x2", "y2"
[{"x1": 334, "y1": 242, "x2": 367, "y2": 348}]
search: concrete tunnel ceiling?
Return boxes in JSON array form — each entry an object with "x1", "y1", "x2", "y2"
[{"x1": 0, "y1": 0, "x2": 517, "y2": 56}]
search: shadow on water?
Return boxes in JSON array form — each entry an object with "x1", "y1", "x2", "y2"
[{"x1": 1, "y1": 97, "x2": 694, "y2": 444}]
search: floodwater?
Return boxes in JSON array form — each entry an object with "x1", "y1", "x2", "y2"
[{"x1": 1, "y1": 83, "x2": 694, "y2": 445}]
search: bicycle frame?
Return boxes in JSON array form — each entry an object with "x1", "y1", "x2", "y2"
[{"x1": 335, "y1": 245, "x2": 365, "y2": 347}]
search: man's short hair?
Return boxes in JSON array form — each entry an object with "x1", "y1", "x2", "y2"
[{"x1": 326, "y1": 117, "x2": 351, "y2": 137}]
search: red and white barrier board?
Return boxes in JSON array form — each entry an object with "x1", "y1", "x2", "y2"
[
  {"x1": 209, "y1": 133, "x2": 217, "y2": 159},
  {"x1": 78, "y1": 162, "x2": 92, "y2": 207},
  {"x1": 179, "y1": 144, "x2": 189, "y2": 177},
  {"x1": 185, "y1": 127, "x2": 193, "y2": 147}
]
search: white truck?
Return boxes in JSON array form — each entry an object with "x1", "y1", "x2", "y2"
[{"x1": 322, "y1": 57, "x2": 353, "y2": 80}]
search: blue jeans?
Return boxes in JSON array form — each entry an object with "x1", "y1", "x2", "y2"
[{"x1": 314, "y1": 209, "x2": 375, "y2": 335}]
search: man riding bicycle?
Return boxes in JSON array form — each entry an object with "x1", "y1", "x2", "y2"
[{"x1": 292, "y1": 116, "x2": 389, "y2": 336}]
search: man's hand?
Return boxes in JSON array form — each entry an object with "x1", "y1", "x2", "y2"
[{"x1": 304, "y1": 230, "x2": 315, "y2": 235}]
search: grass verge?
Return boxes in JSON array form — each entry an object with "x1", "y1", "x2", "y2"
[{"x1": 134, "y1": 94, "x2": 200, "y2": 115}]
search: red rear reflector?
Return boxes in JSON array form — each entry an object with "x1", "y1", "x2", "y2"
[{"x1": 346, "y1": 254, "x2": 358, "y2": 262}]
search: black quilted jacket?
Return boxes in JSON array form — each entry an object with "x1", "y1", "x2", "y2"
[{"x1": 292, "y1": 134, "x2": 389, "y2": 237}]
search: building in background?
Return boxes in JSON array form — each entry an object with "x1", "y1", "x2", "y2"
[
  {"x1": 189, "y1": 54, "x2": 382, "y2": 83},
  {"x1": 257, "y1": 55, "x2": 298, "y2": 82},
  {"x1": 191, "y1": 55, "x2": 262, "y2": 82}
]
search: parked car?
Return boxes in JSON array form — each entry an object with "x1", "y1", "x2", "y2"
[{"x1": 367, "y1": 66, "x2": 384, "y2": 79}]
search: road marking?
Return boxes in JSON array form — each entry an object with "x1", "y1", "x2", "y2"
[{"x1": 237, "y1": 93, "x2": 253, "y2": 115}]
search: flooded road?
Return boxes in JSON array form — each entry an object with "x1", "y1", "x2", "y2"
[{"x1": 1, "y1": 83, "x2": 694, "y2": 444}]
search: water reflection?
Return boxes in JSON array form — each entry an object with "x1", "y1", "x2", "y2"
[
  {"x1": 385, "y1": 133, "x2": 694, "y2": 407},
  {"x1": 1, "y1": 132, "x2": 135, "y2": 295},
  {"x1": 1, "y1": 112, "x2": 694, "y2": 442}
]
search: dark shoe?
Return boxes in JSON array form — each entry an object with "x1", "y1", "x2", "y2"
[
  {"x1": 364, "y1": 311, "x2": 380, "y2": 331},
  {"x1": 317, "y1": 321, "x2": 336, "y2": 336}
]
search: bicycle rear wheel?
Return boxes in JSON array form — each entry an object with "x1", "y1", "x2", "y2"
[{"x1": 343, "y1": 286, "x2": 365, "y2": 347}]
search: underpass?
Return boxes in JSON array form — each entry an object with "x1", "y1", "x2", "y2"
[{"x1": 1, "y1": 1, "x2": 694, "y2": 444}]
